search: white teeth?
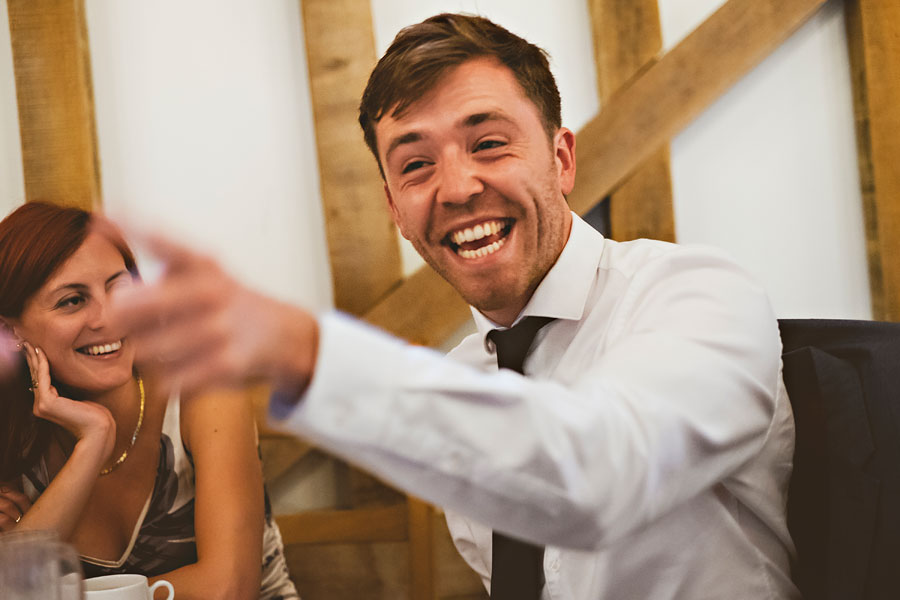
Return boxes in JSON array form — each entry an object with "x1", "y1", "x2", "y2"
[
  {"x1": 451, "y1": 220, "x2": 506, "y2": 246},
  {"x1": 458, "y1": 238, "x2": 506, "y2": 260},
  {"x1": 83, "y1": 340, "x2": 122, "y2": 356}
]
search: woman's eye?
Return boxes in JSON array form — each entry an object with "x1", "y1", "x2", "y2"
[
  {"x1": 475, "y1": 139, "x2": 505, "y2": 152},
  {"x1": 56, "y1": 296, "x2": 85, "y2": 309},
  {"x1": 402, "y1": 160, "x2": 428, "y2": 174}
]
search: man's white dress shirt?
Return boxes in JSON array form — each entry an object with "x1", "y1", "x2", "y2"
[{"x1": 271, "y1": 214, "x2": 799, "y2": 599}]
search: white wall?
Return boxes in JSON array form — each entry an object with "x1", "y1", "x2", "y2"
[
  {"x1": 660, "y1": 0, "x2": 871, "y2": 319},
  {"x1": 85, "y1": 0, "x2": 333, "y2": 311},
  {"x1": 0, "y1": 0, "x2": 24, "y2": 217}
]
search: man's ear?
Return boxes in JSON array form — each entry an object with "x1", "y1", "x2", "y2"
[
  {"x1": 554, "y1": 127, "x2": 576, "y2": 195},
  {"x1": 384, "y1": 183, "x2": 410, "y2": 240}
]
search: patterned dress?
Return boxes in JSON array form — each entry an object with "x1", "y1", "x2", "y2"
[{"x1": 23, "y1": 396, "x2": 299, "y2": 599}]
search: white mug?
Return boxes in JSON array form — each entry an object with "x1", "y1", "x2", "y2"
[{"x1": 84, "y1": 574, "x2": 174, "y2": 599}]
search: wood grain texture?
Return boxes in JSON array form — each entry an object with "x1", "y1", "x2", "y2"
[
  {"x1": 7, "y1": 0, "x2": 101, "y2": 210},
  {"x1": 281, "y1": 509, "x2": 486, "y2": 599},
  {"x1": 845, "y1": 0, "x2": 900, "y2": 321},
  {"x1": 277, "y1": 505, "x2": 409, "y2": 545},
  {"x1": 364, "y1": 265, "x2": 471, "y2": 347},
  {"x1": 408, "y1": 498, "x2": 437, "y2": 600},
  {"x1": 569, "y1": 0, "x2": 828, "y2": 216},
  {"x1": 589, "y1": 0, "x2": 675, "y2": 242},
  {"x1": 301, "y1": 0, "x2": 402, "y2": 317}
]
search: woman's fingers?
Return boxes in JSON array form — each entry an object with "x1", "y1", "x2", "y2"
[
  {"x1": 0, "y1": 486, "x2": 31, "y2": 513},
  {"x1": 0, "y1": 486, "x2": 30, "y2": 531},
  {"x1": 34, "y1": 345, "x2": 51, "y2": 389}
]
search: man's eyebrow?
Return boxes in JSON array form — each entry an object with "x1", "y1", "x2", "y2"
[
  {"x1": 385, "y1": 132, "x2": 423, "y2": 163},
  {"x1": 461, "y1": 111, "x2": 515, "y2": 128}
]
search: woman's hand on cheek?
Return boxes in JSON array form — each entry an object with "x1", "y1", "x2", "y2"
[{"x1": 22, "y1": 342, "x2": 116, "y2": 462}]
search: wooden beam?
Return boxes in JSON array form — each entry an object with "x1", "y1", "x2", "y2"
[
  {"x1": 589, "y1": 0, "x2": 675, "y2": 242},
  {"x1": 845, "y1": 0, "x2": 900, "y2": 321},
  {"x1": 301, "y1": 0, "x2": 403, "y2": 317},
  {"x1": 407, "y1": 498, "x2": 436, "y2": 600},
  {"x1": 276, "y1": 504, "x2": 408, "y2": 545},
  {"x1": 364, "y1": 264, "x2": 470, "y2": 347},
  {"x1": 569, "y1": 0, "x2": 828, "y2": 216},
  {"x1": 7, "y1": 0, "x2": 101, "y2": 211}
]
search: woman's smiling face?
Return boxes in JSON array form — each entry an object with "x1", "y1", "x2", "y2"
[{"x1": 10, "y1": 232, "x2": 137, "y2": 396}]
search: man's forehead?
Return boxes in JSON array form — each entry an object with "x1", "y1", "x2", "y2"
[{"x1": 375, "y1": 59, "x2": 533, "y2": 152}]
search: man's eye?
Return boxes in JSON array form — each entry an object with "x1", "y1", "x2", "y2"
[
  {"x1": 402, "y1": 160, "x2": 428, "y2": 174},
  {"x1": 474, "y1": 139, "x2": 505, "y2": 152}
]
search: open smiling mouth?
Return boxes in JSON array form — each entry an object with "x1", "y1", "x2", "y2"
[
  {"x1": 77, "y1": 340, "x2": 123, "y2": 357},
  {"x1": 444, "y1": 218, "x2": 513, "y2": 259}
]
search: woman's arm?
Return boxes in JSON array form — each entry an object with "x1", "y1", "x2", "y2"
[
  {"x1": 11, "y1": 344, "x2": 114, "y2": 538},
  {"x1": 150, "y1": 387, "x2": 264, "y2": 600}
]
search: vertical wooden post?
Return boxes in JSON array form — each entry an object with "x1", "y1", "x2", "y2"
[
  {"x1": 407, "y1": 497, "x2": 436, "y2": 600},
  {"x1": 301, "y1": 0, "x2": 403, "y2": 318},
  {"x1": 301, "y1": 7, "x2": 434, "y2": 597},
  {"x1": 845, "y1": 0, "x2": 900, "y2": 321},
  {"x1": 589, "y1": 0, "x2": 675, "y2": 242},
  {"x1": 7, "y1": 0, "x2": 101, "y2": 210}
]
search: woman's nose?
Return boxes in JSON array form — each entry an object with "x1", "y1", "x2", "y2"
[{"x1": 86, "y1": 298, "x2": 109, "y2": 329}]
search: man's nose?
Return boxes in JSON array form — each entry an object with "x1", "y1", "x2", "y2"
[{"x1": 436, "y1": 151, "x2": 484, "y2": 205}]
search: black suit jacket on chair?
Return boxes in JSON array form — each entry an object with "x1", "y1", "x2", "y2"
[{"x1": 779, "y1": 319, "x2": 900, "y2": 600}]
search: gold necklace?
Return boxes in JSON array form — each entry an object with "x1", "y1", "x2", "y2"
[{"x1": 100, "y1": 374, "x2": 145, "y2": 476}]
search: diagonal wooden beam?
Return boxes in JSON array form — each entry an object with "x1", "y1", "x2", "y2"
[
  {"x1": 366, "y1": 0, "x2": 827, "y2": 346},
  {"x1": 7, "y1": 0, "x2": 101, "y2": 211},
  {"x1": 569, "y1": 0, "x2": 828, "y2": 215},
  {"x1": 845, "y1": 0, "x2": 900, "y2": 322},
  {"x1": 364, "y1": 263, "x2": 470, "y2": 347},
  {"x1": 301, "y1": 0, "x2": 403, "y2": 318},
  {"x1": 589, "y1": 0, "x2": 675, "y2": 242}
]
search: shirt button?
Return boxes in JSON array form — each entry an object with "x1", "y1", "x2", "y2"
[{"x1": 549, "y1": 558, "x2": 560, "y2": 572}]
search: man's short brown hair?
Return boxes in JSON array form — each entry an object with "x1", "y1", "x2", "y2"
[{"x1": 359, "y1": 13, "x2": 562, "y2": 175}]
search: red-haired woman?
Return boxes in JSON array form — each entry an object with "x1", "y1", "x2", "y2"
[{"x1": 0, "y1": 202, "x2": 298, "y2": 599}]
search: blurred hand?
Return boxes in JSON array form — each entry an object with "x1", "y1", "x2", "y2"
[
  {"x1": 23, "y1": 342, "x2": 116, "y2": 457},
  {"x1": 0, "y1": 329, "x2": 17, "y2": 380},
  {"x1": 107, "y1": 230, "x2": 319, "y2": 396},
  {"x1": 0, "y1": 482, "x2": 31, "y2": 533}
]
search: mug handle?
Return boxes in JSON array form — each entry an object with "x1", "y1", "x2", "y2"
[{"x1": 148, "y1": 579, "x2": 175, "y2": 600}]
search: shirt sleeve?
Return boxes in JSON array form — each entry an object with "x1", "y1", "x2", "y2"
[{"x1": 268, "y1": 248, "x2": 784, "y2": 551}]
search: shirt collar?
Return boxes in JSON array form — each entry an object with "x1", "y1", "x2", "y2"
[{"x1": 471, "y1": 213, "x2": 605, "y2": 341}]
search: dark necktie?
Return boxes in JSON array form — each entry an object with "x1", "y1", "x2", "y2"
[{"x1": 486, "y1": 315, "x2": 555, "y2": 600}]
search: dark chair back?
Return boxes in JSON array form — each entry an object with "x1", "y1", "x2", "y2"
[{"x1": 779, "y1": 319, "x2": 900, "y2": 600}]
